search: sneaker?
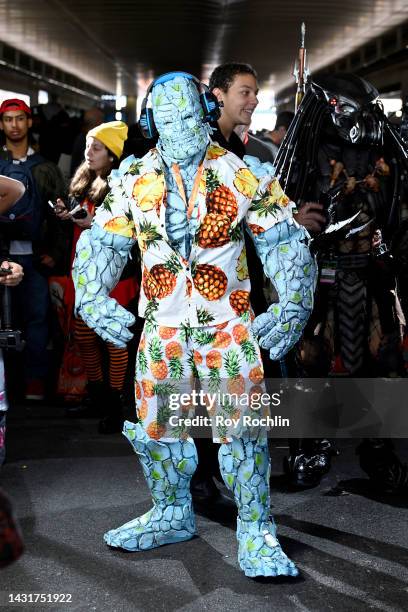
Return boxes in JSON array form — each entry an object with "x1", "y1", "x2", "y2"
[{"x1": 24, "y1": 380, "x2": 45, "y2": 401}]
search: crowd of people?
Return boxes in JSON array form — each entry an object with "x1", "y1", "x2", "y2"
[
  {"x1": 0, "y1": 62, "x2": 407, "y2": 575},
  {"x1": 0, "y1": 100, "x2": 146, "y2": 406}
]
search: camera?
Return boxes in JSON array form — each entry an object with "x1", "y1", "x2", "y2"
[
  {"x1": 0, "y1": 266, "x2": 12, "y2": 277},
  {"x1": 0, "y1": 284, "x2": 25, "y2": 351},
  {"x1": 0, "y1": 328, "x2": 24, "y2": 350}
]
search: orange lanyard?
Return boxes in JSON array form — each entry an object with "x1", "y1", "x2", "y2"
[{"x1": 172, "y1": 162, "x2": 204, "y2": 220}]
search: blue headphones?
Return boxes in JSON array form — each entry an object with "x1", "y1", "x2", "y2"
[{"x1": 139, "y1": 71, "x2": 221, "y2": 139}]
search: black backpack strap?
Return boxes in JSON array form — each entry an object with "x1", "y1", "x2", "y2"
[{"x1": 24, "y1": 152, "x2": 45, "y2": 170}]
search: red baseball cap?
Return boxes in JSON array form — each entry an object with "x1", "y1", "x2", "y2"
[{"x1": 0, "y1": 98, "x2": 32, "y2": 116}]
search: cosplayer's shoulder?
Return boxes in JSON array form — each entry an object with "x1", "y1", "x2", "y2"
[
  {"x1": 206, "y1": 141, "x2": 247, "y2": 172},
  {"x1": 206, "y1": 142, "x2": 260, "y2": 202}
]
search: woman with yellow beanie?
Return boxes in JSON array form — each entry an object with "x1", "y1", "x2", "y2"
[{"x1": 54, "y1": 121, "x2": 138, "y2": 433}]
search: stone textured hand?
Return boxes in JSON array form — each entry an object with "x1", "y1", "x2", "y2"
[
  {"x1": 243, "y1": 154, "x2": 275, "y2": 179},
  {"x1": 250, "y1": 217, "x2": 317, "y2": 360},
  {"x1": 72, "y1": 223, "x2": 136, "y2": 348}
]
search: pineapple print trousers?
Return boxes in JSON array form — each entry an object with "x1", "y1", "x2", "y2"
[{"x1": 134, "y1": 317, "x2": 268, "y2": 442}]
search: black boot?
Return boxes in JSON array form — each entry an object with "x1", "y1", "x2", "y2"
[
  {"x1": 356, "y1": 438, "x2": 408, "y2": 493},
  {"x1": 65, "y1": 381, "x2": 107, "y2": 418},
  {"x1": 191, "y1": 438, "x2": 236, "y2": 518},
  {"x1": 98, "y1": 389, "x2": 125, "y2": 435},
  {"x1": 191, "y1": 471, "x2": 221, "y2": 503},
  {"x1": 191, "y1": 438, "x2": 221, "y2": 502},
  {"x1": 284, "y1": 438, "x2": 337, "y2": 489}
]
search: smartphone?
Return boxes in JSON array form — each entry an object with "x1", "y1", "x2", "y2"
[
  {"x1": 69, "y1": 205, "x2": 88, "y2": 219},
  {"x1": 68, "y1": 204, "x2": 82, "y2": 216},
  {"x1": 0, "y1": 266, "x2": 12, "y2": 276},
  {"x1": 49, "y1": 200, "x2": 67, "y2": 215}
]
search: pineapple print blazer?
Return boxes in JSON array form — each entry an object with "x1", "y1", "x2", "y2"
[{"x1": 94, "y1": 143, "x2": 295, "y2": 328}]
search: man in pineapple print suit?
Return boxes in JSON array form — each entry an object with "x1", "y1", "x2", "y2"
[{"x1": 73, "y1": 72, "x2": 317, "y2": 578}]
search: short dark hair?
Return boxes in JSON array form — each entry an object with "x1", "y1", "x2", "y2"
[
  {"x1": 275, "y1": 111, "x2": 295, "y2": 131},
  {"x1": 209, "y1": 63, "x2": 257, "y2": 93}
]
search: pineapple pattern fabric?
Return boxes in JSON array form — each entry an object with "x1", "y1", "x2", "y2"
[
  {"x1": 134, "y1": 317, "x2": 267, "y2": 442},
  {"x1": 94, "y1": 143, "x2": 295, "y2": 328}
]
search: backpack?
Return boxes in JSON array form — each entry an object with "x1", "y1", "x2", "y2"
[{"x1": 0, "y1": 152, "x2": 45, "y2": 241}]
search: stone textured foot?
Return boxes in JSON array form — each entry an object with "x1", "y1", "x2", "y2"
[
  {"x1": 104, "y1": 503, "x2": 196, "y2": 551},
  {"x1": 238, "y1": 518, "x2": 299, "y2": 577},
  {"x1": 104, "y1": 421, "x2": 198, "y2": 552}
]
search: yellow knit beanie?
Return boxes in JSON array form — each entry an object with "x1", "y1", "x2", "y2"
[{"x1": 87, "y1": 120, "x2": 128, "y2": 159}]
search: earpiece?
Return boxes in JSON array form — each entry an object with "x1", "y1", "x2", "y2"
[
  {"x1": 139, "y1": 106, "x2": 155, "y2": 140},
  {"x1": 138, "y1": 71, "x2": 221, "y2": 139}
]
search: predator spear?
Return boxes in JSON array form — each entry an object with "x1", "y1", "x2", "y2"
[{"x1": 293, "y1": 22, "x2": 309, "y2": 112}]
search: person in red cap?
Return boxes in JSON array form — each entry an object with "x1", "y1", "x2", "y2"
[
  {"x1": 0, "y1": 98, "x2": 31, "y2": 115},
  {"x1": 0, "y1": 99, "x2": 33, "y2": 159},
  {"x1": 0, "y1": 98, "x2": 67, "y2": 402}
]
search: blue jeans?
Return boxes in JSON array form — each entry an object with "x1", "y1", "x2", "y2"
[{"x1": 11, "y1": 254, "x2": 50, "y2": 382}]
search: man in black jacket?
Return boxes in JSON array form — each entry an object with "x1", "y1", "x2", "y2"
[{"x1": 190, "y1": 63, "x2": 326, "y2": 505}]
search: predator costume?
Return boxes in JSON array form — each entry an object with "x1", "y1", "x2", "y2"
[
  {"x1": 274, "y1": 73, "x2": 408, "y2": 490},
  {"x1": 73, "y1": 72, "x2": 317, "y2": 578}
]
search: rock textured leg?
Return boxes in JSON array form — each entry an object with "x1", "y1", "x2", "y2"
[
  {"x1": 218, "y1": 435, "x2": 299, "y2": 578},
  {"x1": 104, "y1": 421, "x2": 197, "y2": 551}
]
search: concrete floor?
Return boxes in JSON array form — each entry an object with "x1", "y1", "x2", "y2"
[{"x1": 1, "y1": 403, "x2": 408, "y2": 612}]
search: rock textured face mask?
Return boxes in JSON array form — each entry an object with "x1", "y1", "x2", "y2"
[{"x1": 152, "y1": 75, "x2": 210, "y2": 161}]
